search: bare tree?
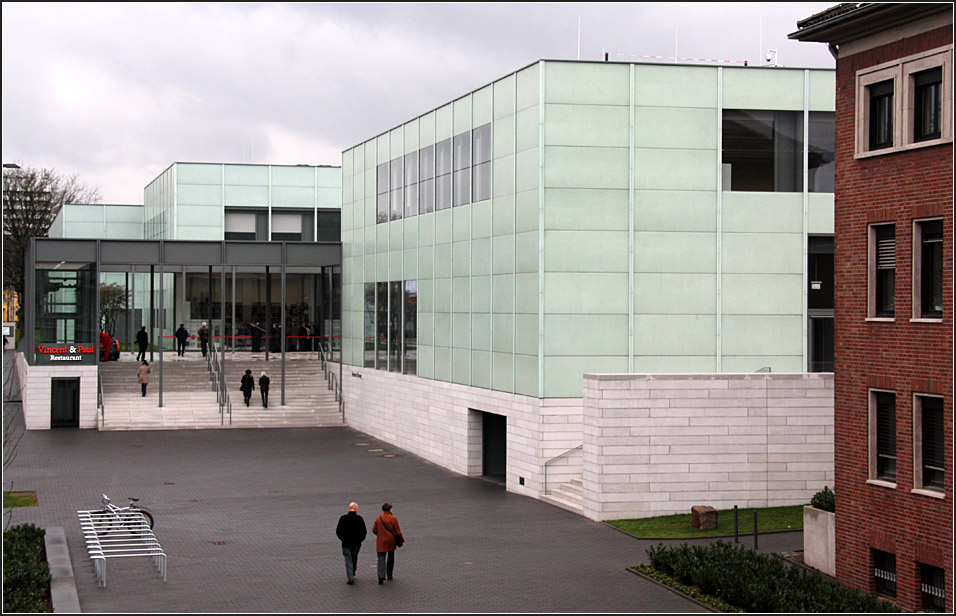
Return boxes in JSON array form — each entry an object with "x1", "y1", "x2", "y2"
[
  {"x1": 99, "y1": 282, "x2": 128, "y2": 338},
  {"x1": 2, "y1": 165, "x2": 101, "y2": 329}
]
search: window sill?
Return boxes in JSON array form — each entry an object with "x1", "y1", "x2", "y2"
[
  {"x1": 855, "y1": 135, "x2": 953, "y2": 160},
  {"x1": 910, "y1": 318, "x2": 944, "y2": 324},
  {"x1": 911, "y1": 488, "x2": 946, "y2": 500},
  {"x1": 866, "y1": 479, "x2": 897, "y2": 490},
  {"x1": 865, "y1": 317, "x2": 895, "y2": 323}
]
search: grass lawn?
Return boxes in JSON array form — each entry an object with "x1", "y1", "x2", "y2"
[
  {"x1": 606, "y1": 504, "x2": 804, "y2": 539},
  {"x1": 3, "y1": 491, "x2": 38, "y2": 508}
]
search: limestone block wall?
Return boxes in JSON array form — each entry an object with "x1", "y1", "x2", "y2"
[
  {"x1": 16, "y1": 354, "x2": 99, "y2": 430},
  {"x1": 342, "y1": 366, "x2": 583, "y2": 498},
  {"x1": 582, "y1": 373, "x2": 833, "y2": 521}
]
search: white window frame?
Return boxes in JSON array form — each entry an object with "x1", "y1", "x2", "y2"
[
  {"x1": 868, "y1": 388, "x2": 898, "y2": 488},
  {"x1": 912, "y1": 392, "x2": 946, "y2": 498},
  {"x1": 855, "y1": 46, "x2": 953, "y2": 158}
]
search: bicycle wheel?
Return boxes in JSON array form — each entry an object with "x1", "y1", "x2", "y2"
[
  {"x1": 91, "y1": 509, "x2": 116, "y2": 536},
  {"x1": 136, "y1": 508, "x2": 154, "y2": 530}
]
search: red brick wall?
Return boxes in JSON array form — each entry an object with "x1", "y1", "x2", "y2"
[{"x1": 833, "y1": 25, "x2": 953, "y2": 612}]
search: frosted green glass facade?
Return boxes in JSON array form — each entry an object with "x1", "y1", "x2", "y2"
[
  {"x1": 49, "y1": 203, "x2": 146, "y2": 240},
  {"x1": 341, "y1": 60, "x2": 835, "y2": 398},
  {"x1": 144, "y1": 162, "x2": 342, "y2": 241}
]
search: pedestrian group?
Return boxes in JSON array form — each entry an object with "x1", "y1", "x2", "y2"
[{"x1": 336, "y1": 502, "x2": 405, "y2": 586}]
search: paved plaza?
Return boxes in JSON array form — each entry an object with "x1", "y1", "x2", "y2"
[{"x1": 3, "y1": 352, "x2": 802, "y2": 613}]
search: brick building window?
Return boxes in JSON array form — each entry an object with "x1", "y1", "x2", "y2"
[
  {"x1": 856, "y1": 46, "x2": 953, "y2": 158},
  {"x1": 914, "y1": 218, "x2": 944, "y2": 319},
  {"x1": 914, "y1": 67, "x2": 943, "y2": 142},
  {"x1": 869, "y1": 224, "x2": 896, "y2": 318},
  {"x1": 868, "y1": 80, "x2": 895, "y2": 150},
  {"x1": 873, "y1": 549, "x2": 897, "y2": 598},
  {"x1": 915, "y1": 394, "x2": 945, "y2": 493},
  {"x1": 870, "y1": 390, "x2": 897, "y2": 483},
  {"x1": 920, "y1": 563, "x2": 947, "y2": 612}
]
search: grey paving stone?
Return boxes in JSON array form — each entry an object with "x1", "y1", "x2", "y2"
[{"x1": 3, "y1": 351, "x2": 801, "y2": 613}]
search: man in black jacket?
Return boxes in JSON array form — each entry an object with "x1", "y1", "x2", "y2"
[
  {"x1": 136, "y1": 326, "x2": 149, "y2": 362},
  {"x1": 335, "y1": 502, "x2": 367, "y2": 585}
]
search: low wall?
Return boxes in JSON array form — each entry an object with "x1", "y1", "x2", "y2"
[
  {"x1": 16, "y1": 354, "x2": 98, "y2": 430},
  {"x1": 582, "y1": 373, "x2": 833, "y2": 521},
  {"x1": 342, "y1": 366, "x2": 583, "y2": 498}
]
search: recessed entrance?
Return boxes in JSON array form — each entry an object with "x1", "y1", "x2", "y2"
[
  {"x1": 50, "y1": 378, "x2": 79, "y2": 428},
  {"x1": 480, "y1": 411, "x2": 506, "y2": 485}
]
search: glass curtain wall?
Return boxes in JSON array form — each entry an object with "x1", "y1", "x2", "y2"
[{"x1": 35, "y1": 265, "x2": 96, "y2": 346}]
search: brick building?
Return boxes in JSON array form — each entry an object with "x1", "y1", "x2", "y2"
[{"x1": 791, "y1": 3, "x2": 953, "y2": 612}]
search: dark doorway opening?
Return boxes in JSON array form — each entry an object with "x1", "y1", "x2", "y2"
[
  {"x1": 51, "y1": 378, "x2": 79, "y2": 428},
  {"x1": 481, "y1": 411, "x2": 506, "y2": 485}
]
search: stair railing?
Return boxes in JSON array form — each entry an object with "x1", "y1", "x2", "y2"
[
  {"x1": 543, "y1": 444, "x2": 583, "y2": 495},
  {"x1": 208, "y1": 340, "x2": 232, "y2": 425},
  {"x1": 319, "y1": 341, "x2": 344, "y2": 421}
]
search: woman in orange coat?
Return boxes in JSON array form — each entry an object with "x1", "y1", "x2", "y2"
[{"x1": 371, "y1": 502, "x2": 404, "y2": 584}]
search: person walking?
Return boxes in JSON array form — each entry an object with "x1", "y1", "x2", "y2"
[
  {"x1": 198, "y1": 322, "x2": 210, "y2": 358},
  {"x1": 240, "y1": 369, "x2": 255, "y2": 406},
  {"x1": 258, "y1": 371, "x2": 270, "y2": 408},
  {"x1": 336, "y1": 502, "x2": 367, "y2": 585},
  {"x1": 250, "y1": 321, "x2": 263, "y2": 353},
  {"x1": 175, "y1": 324, "x2": 189, "y2": 357},
  {"x1": 135, "y1": 326, "x2": 149, "y2": 362},
  {"x1": 137, "y1": 361, "x2": 151, "y2": 397},
  {"x1": 371, "y1": 502, "x2": 404, "y2": 584}
]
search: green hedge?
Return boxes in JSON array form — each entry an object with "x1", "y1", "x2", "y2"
[
  {"x1": 647, "y1": 541, "x2": 899, "y2": 613},
  {"x1": 2, "y1": 524, "x2": 52, "y2": 613},
  {"x1": 811, "y1": 485, "x2": 836, "y2": 513}
]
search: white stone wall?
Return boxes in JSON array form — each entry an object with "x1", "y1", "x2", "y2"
[
  {"x1": 582, "y1": 373, "x2": 834, "y2": 521},
  {"x1": 16, "y1": 354, "x2": 99, "y2": 430},
  {"x1": 342, "y1": 366, "x2": 583, "y2": 498}
]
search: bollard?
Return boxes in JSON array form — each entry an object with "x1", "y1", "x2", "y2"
[
  {"x1": 734, "y1": 505, "x2": 739, "y2": 543},
  {"x1": 753, "y1": 510, "x2": 758, "y2": 550}
]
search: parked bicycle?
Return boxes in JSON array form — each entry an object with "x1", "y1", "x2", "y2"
[{"x1": 92, "y1": 494, "x2": 154, "y2": 534}]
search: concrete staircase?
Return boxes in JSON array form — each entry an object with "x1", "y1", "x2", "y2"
[
  {"x1": 222, "y1": 359, "x2": 343, "y2": 428},
  {"x1": 541, "y1": 478, "x2": 584, "y2": 515},
  {"x1": 97, "y1": 355, "x2": 343, "y2": 430}
]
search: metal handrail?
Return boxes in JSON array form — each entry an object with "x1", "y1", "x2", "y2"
[
  {"x1": 319, "y1": 342, "x2": 344, "y2": 421},
  {"x1": 543, "y1": 444, "x2": 583, "y2": 495},
  {"x1": 97, "y1": 367, "x2": 105, "y2": 424},
  {"x1": 207, "y1": 340, "x2": 232, "y2": 424}
]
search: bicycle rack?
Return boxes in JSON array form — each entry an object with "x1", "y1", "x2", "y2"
[{"x1": 76, "y1": 509, "x2": 167, "y2": 587}]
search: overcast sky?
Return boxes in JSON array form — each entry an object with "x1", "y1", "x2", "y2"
[{"x1": 2, "y1": 2, "x2": 836, "y2": 204}]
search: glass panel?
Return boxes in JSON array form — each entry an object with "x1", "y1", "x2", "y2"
[
  {"x1": 389, "y1": 158, "x2": 403, "y2": 221},
  {"x1": 809, "y1": 316, "x2": 833, "y2": 373},
  {"x1": 316, "y1": 210, "x2": 341, "y2": 242},
  {"x1": 403, "y1": 280, "x2": 417, "y2": 375},
  {"x1": 364, "y1": 283, "x2": 375, "y2": 368},
  {"x1": 376, "y1": 282, "x2": 387, "y2": 369},
  {"x1": 473, "y1": 161, "x2": 491, "y2": 202},
  {"x1": 914, "y1": 67, "x2": 942, "y2": 142},
  {"x1": 875, "y1": 225, "x2": 895, "y2": 317},
  {"x1": 473, "y1": 123, "x2": 491, "y2": 164},
  {"x1": 419, "y1": 145, "x2": 435, "y2": 214},
  {"x1": 388, "y1": 281, "x2": 401, "y2": 373},
  {"x1": 920, "y1": 219, "x2": 943, "y2": 318},
  {"x1": 875, "y1": 391, "x2": 896, "y2": 481},
  {"x1": 921, "y1": 396, "x2": 945, "y2": 490},
  {"x1": 454, "y1": 168, "x2": 471, "y2": 207},
  {"x1": 36, "y1": 265, "x2": 96, "y2": 346},
  {"x1": 722, "y1": 110, "x2": 803, "y2": 192},
  {"x1": 869, "y1": 80, "x2": 894, "y2": 150},
  {"x1": 404, "y1": 151, "x2": 418, "y2": 218},
  {"x1": 454, "y1": 131, "x2": 471, "y2": 207},
  {"x1": 376, "y1": 163, "x2": 389, "y2": 223},
  {"x1": 435, "y1": 139, "x2": 452, "y2": 211},
  {"x1": 808, "y1": 112, "x2": 835, "y2": 193},
  {"x1": 808, "y1": 236, "x2": 834, "y2": 310},
  {"x1": 420, "y1": 178, "x2": 435, "y2": 214}
]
